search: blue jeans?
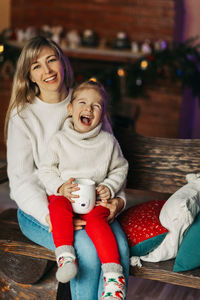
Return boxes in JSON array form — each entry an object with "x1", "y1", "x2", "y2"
[{"x1": 18, "y1": 209, "x2": 130, "y2": 300}]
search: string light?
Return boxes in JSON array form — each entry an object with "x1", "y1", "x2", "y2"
[
  {"x1": 117, "y1": 68, "x2": 126, "y2": 77},
  {"x1": 0, "y1": 45, "x2": 4, "y2": 53},
  {"x1": 140, "y1": 60, "x2": 148, "y2": 70},
  {"x1": 89, "y1": 77, "x2": 97, "y2": 82}
]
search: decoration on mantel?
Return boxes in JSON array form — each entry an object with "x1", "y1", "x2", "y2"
[
  {"x1": 126, "y1": 37, "x2": 200, "y2": 101},
  {"x1": 131, "y1": 41, "x2": 139, "y2": 54},
  {"x1": 65, "y1": 30, "x2": 81, "y2": 49},
  {"x1": 113, "y1": 32, "x2": 130, "y2": 50},
  {"x1": 15, "y1": 27, "x2": 38, "y2": 42},
  {"x1": 40, "y1": 25, "x2": 52, "y2": 39},
  {"x1": 82, "y1": 29, "x2": 99, "y2": 47},
  {"x1": 51, "y1": 26, "x2": 63, "y2": 45},
  {"x1": 141, "y1": 39, "x2": 152, "y2": 55},
  {"x1": 1, "y1": 26, "x2": 200, "y2": 102}
]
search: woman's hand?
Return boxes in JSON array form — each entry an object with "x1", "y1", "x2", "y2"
[
  {"x1": 58, "y1": 177, "x2": 80, "y2": 202},
  {"x1": 45, "y1": 213, "x2": 86, "y2": 232},
  {"x1": 97, "y1": 197, "x2": 124, "y2": 223},
  {"x1": 73, "y1": 217, "x2": 86, "y2": 231},
  {"x1": 46, "y1": 214, "x2": 52, "y2": 233}
]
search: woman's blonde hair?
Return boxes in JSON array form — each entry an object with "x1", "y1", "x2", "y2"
[{"x1": 4, "y1": 36, "x2": 74, "y2": 140}]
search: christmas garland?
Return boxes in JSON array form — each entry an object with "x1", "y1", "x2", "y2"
[
  {"x1": 74, "y1": 38, "x2": 200, "y2": 101},
  {"x1": 126, "y1": 37, "x2": 200, "y2": 100}
]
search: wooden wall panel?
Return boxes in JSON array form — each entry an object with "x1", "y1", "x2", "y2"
[
  {"x1": 11, "y1": 0, "x2": 175, "y2": 43},
  {"x1": 129, "y1": 83, "x2": 182, "y2": 138}
]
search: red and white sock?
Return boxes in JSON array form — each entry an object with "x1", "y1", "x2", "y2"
[{"x1": 101, "y1": 263, "x2": 126, "y2": 300}]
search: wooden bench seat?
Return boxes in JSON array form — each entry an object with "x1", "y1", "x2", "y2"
[{"x1": 1, "y1": 132, "x2": 200, "y2": 298}]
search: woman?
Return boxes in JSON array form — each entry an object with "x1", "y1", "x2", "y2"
[{"x1": 4, "y1": 36, "x2": 129, "y2": 300}]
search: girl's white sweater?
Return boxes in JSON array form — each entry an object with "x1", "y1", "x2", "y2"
[
  {"x1": 39, "y1": 118, "x2": 128, "y2": 199},
  {"x1": 7, "y1": 94, "x2": 126, "y2": 225}
]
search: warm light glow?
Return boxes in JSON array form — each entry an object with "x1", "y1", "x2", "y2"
[
  {"x1": 0, "y1": 45, "x2": 4, "y2": 53},
  {"x1": 117, "y1": 68, "x2": 126, "y2": 77},
  {"x1": 89, "y1": 77, "x2": 97, "y2": 82},
  {"x1": 140, "y1": 60, "x2": 148, "y2": 70}
]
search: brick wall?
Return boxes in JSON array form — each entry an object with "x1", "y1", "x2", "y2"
[
  {"x1": 7, "y1": 0, "x2": 182, "y2": 141},
  {"x1": 11, "y1": 0, "x2": 175, "y2": 44}
]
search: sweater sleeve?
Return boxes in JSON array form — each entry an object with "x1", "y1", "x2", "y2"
[
  {"x1": 7, "y1": 116, "x2": 49, "y2": 225},
  {"x1": 100, "y1": 137, "x2": 129, "y2": 199},
  {"x1": 38, "y1": 137, "x2": 66, "y2": 195}
]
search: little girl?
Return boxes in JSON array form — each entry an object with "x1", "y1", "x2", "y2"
[{"x1": 39, "y1": 80, "x2": 128, "y2": 300}]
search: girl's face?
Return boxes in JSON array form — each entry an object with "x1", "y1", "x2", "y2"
[
  {"x1": 68, "y1": 89, "x2": 104, "y2": 133},
  {"x1": 29, "y1": 46, "x2": 66, "y2": 101}
]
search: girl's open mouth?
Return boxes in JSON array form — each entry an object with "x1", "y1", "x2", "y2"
[{"x1": 80, "y1": 115, "x2": 92, "y2": 125}]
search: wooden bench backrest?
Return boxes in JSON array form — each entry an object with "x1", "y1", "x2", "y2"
[
  {"x1": 116, "y1": 130, "x2": 200, "y2": 194},
  {"x1": 1, "y1": 132, "x2": 200, "y2": 194}
]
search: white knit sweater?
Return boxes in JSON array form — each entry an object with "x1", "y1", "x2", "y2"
[
  {"x1": 39, "y1": 118, "x2": 128, "y2": 199},
  {"x1": 7, "y1": 93, "x2": 126, "y2": 225},
  {"x1": 7, "y1": 94, "x2": 72, "y2": 225}
]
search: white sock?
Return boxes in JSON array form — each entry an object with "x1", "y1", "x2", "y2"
[{"x1": 55, "y1": 245, "x2": 78, "y2": 283}]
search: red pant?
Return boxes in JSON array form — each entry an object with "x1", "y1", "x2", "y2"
[{"x1": 48, "y1": 195, "x2": 120, "y2": 264}]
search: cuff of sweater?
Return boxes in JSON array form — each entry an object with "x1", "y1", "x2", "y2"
[
  {"x1": 40, "y1": 211, "x2": 49, "y2": 226},
  {"x1": 115, "y1": 190, "x2": 127, "y2": 214}
]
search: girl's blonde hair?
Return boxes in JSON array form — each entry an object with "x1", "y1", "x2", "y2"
[
  {"x1": 71, "y1": 79, "x2": 108, "y2": 114},
  {"x1": 4, "y1": 36, "x2": 74, "y2": 140}
]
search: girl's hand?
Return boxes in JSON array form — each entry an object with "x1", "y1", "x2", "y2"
[
  {"x1": 45, "y1": 214, "x2": 52, "y2": 233},
  {"x1": 97, "y1": 197, "x2": 124, "y2": 223},
  {"x1": 96, "y1": 185, "x2": 111, "y2": 202},
  {"x1": 58, "y1": 177, "x2": 80, "y2": 203}
]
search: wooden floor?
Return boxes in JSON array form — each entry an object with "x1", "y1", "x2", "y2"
[
  {"x1": 127, "y1": 276, "x2": 200, "y2": 300},
  {"x1": 0, "y1": 268, "x2": 58, "y2": 299},
  {"x1": 1, "y1": 180, "x2": 200, "y2": 299}
]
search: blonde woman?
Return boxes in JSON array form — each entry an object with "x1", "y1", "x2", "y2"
[{"x1": 5, "y1": 36, "x2": 129, "y2": 300}]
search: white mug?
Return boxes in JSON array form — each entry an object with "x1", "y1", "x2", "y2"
[{"x1": 71, "y1": 178, "x2": 96, "y2": 214}]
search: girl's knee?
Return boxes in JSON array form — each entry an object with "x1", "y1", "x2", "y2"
[
  {"x1": 48, "y1": 195, "x2": 72, "y2": 212},
  {"x1": 85, "y1": 205, "x2": 109, "y2": 220}
]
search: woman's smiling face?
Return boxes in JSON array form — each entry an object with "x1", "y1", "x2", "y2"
[
  {"x1": 68, "y1": 88, "x2": 104, "y2": 133},
  {"x1": 29, "y1": 46, "x2": 66, "y2": 101}
]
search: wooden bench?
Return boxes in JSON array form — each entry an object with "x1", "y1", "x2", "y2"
[{"x1": 1, "y1": 132, "x2": 200, "y2": 299}]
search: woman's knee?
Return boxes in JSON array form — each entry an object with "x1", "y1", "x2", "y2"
[
  {"x1": 84, "y1": 205, "x2": 109, "y2": 221},
  {"x1": 17, "y1": 209, "x2": 55, "y2": 251}
]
